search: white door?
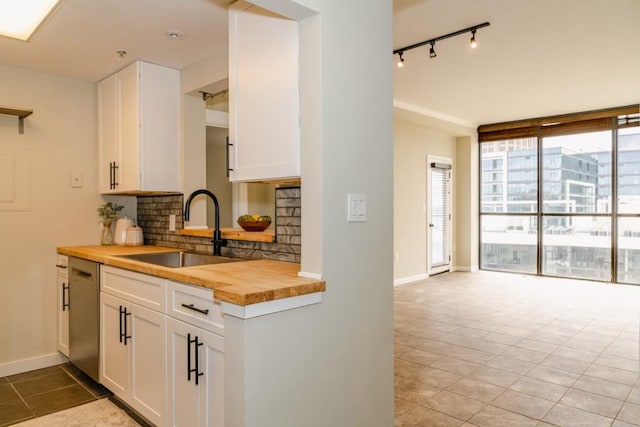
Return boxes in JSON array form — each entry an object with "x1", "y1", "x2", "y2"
[{"x1": 428, "y1": 159, "x2": 452, "y2": 275}]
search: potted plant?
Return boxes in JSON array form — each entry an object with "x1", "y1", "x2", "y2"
[{"x1": 98, "y1": 202, "x2": 124, "y2": 245}]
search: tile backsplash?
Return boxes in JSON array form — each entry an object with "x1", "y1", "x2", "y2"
[{"x1": 136, "y1": 187, "x2": 301, "y2": 263}]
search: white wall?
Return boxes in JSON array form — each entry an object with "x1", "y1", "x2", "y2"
[
  {"x1": 393, "y1": 110, "x2": 477, "y2": 283},
  {"x1": 0, "y1": 64, "x2": 102, "y2": 375}
]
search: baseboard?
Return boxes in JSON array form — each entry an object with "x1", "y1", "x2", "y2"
[
  {"x1": 394, "y1": 273, "x2": 428, "y2": 286},
  {"x1": 0, "y1": 352, "x2": 68, "y2": 377},
  {"x1": 452, "y1": 265, "x2": 479, "y2": 272}
]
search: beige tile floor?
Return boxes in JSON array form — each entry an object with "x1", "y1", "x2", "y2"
[{"x1": 394, "y1": 270, "x2": 640, "y2": 427}]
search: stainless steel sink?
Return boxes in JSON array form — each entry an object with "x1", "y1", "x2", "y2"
[{"x1": 117, "y1": 251, "x2": 244, "y2": 268}]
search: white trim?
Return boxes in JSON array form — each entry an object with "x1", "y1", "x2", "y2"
[
  {"x1": 221, "y1": 292, "x2": 323, "y2": 319},
  {"x1": 393, "y1": 273, "x2": 429, "y2": 286},
  {"x1": 427, "y1": 155, "x2": 453, "y2": 276},
  {"x1": 452, "y1": 265, "x2": 480, "y2": 272},
  {"x1": 0, "y1": 352, "x2": 67, "y2": 377},
  {"x1": 298, "y1": 271, "x2": 322, "y2": 280}
]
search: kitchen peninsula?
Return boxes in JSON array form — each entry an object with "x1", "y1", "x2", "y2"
[{"x1": 57, "y1": 244, "x2": 325, "y2": 426}]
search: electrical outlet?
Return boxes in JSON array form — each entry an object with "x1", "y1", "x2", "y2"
[{"x1": 169, "y1": 214, "x2": 176, "y2": 231}]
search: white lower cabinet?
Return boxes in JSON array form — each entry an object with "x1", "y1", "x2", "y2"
[
  {"x1": 99, "y1": 267, "x2": 224, "y2": 427},
  {"x1": 166, "y1": 316, "x2": 224, "y2": 427},
  {"x1": 100, "y1": 268, "x2": 167, "y2": 427},
  {"x1": 56, "y1": 255, "x2": 69, "y2": 357}
]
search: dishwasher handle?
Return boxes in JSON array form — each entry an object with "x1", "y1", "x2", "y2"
[{"x1": 72, "y1": 268, "x2": 94, "y2": 280}]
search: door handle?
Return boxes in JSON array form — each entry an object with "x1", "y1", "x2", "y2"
[
  {"x1": 429, "y1": 224, "x2": 434, "y2": 227},
  {"x1": 62, "y1": 282, "x2": 70, "y2": 311}
]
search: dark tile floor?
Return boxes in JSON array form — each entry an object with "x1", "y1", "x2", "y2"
[{"x1": 0, "y1": 363, "x2": 111, "y2": 426}]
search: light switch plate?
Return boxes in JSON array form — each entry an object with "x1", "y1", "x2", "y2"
[
  {"x1": 347, "y1": 193, "x2": 367, "y2": 222},
  {"x1": 169, "y1": 214, "x2": 176, "y2": 231}
]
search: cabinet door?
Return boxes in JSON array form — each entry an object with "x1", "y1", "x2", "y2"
[
  {"x1": 129, "y1": 303, "x2": 166, "y2": 426},
  {"x1": 97, "y1": 74, "x2": 119, "y2": 193},
  {"x1": 228, "y1": 3, "x2": 300, "y2": 182},
  {"x1": 116, "y1": 62, "x2": 140, "y2": 192},
  {"x1": 56, "y1": 275, "x2": 69, "y2": 357},
  {"x1": 167, "y1": 318, "x2": 224, "y2": 427},
  {"x1": 200, "y1": 328, "x2": 224, "y2": 427},
  {"x1": 167, "y1": 317, "x2": 200, "y2": 427},
  {"x1": 100, "y1": 292, "x2": 128, "y2": 396}
]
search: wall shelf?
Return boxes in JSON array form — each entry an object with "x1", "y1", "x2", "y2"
[{"x1": 0, "y1": 107, "x2": 33, "y2": 134}]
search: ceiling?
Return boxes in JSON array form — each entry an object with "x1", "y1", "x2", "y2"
[{"x1": 1, "y1": 0, "x2": 638, "y2": 128}]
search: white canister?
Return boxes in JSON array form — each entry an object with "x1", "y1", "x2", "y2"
[
  {"x1": 114, "y1": 216, "x2": 134, "y2": 245},
  {"x1": 125, "y1": 226, "x2": 144, "y2": 246}
]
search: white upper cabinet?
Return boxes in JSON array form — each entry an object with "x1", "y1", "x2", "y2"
[
  {"x1": 228, "y1": 2, "x2": 300, "y2": 182},
  {"x1": 98, "y1": 61, "x2": 181, "y2": 194}
]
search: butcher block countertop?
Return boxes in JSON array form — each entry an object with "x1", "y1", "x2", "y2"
[{"x1": 56, "y1": 245, "x2": 325, "y2": 306}]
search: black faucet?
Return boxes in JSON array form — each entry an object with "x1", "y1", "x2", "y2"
[{"x1": 184, "y1": 189, "x2": 227, "y2": 256}]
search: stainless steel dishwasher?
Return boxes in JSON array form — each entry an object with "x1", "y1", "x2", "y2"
[{"x1": 68, "y1": 256, "x2": 99, "y2": 382}]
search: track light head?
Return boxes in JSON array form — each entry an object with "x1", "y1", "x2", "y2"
[
  {"x1": 429, "y1": 42, "x2": 437, "y2": 58},
  {"x1": 470, "y1": 29, "x2": 478, "y2": 48},
  {"x1": 397, "y1": 52, "x2": 404, "y2": 68}
]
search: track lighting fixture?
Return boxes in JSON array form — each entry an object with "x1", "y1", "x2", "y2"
[
  {"x1": 393, "y1": 22, "x2": 489, "y2": 67},
  {"x1": 470, "y1": 30, "x2": 478, "y2": 49}
]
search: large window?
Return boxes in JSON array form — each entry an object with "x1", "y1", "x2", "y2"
[{"x1": 479, "y1": 106, "x2": 640, "y2": 284}]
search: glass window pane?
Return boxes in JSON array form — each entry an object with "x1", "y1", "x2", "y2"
[
  {"x1": 481, "y1": 215, "x2": 537, "y2": 273},
  {"x1": 617, "y1": 217, "x2": 640, "y2": 285},
  {"x1": 542, "y1": 131, "x2": 611, "y2": 214},
  {"x1": 542, "y1": 216, "x2": 611, "y2": 281},
  {"x1": 480, "y1": 138, "x2": 537, "y2": 213},
  {"x1": 618, "y1": 125, "x2": 640, "y2": 214}
]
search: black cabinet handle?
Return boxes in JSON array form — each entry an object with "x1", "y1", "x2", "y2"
[
  {"x1": 195, "y1": 336, "x2": 203, "y2": 385},
  {"x1": 55, "y1": 264, "x2": 67, "y2": 269},
  {"x1": 118, "y1": 306, "x2": 131, "y2": 345},
  {"x1": 123, "y1": 307, "x2": 131, "y2": 345},
  {"x1": 187, "y1": 333, "x2": 204, "y2": 385},
  {"x1": 187, "y1": 332, "x2": 192, "y2": 382},
  {"x1": 109, "y1": 162, "x2": 119, "y2": 189},
  {"x1": 181, "y1": 303, "x2": 209, "y2": 315},
  {"x1": 119, "y1": 306, "x2": 124, "y2": 343},
  {"x1": 226, "y1": 136, "x2": 233, "y2": 178},
  {"x1": 62, "y1": 282, "x2": 69, "y2": 311}
]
